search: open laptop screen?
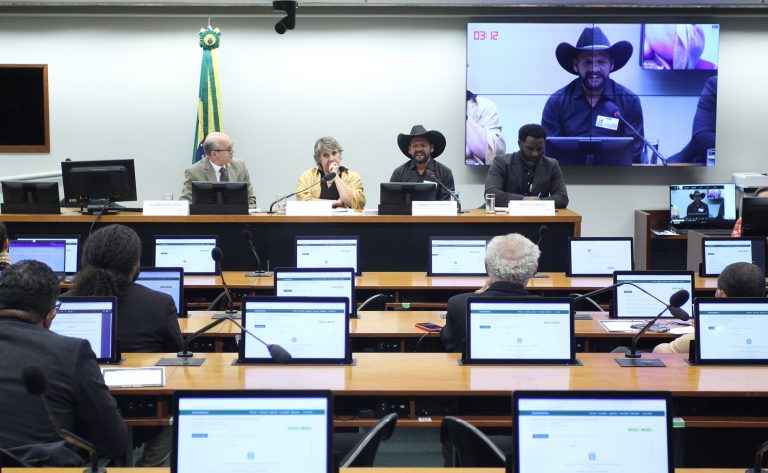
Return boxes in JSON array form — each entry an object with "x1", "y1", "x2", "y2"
[
  {"x1": 274, "y1": 267, "x2": 356, "y2": 317},
  {"x1": 17, "y1": 236, "x2": 79, "y2": 274},
  {"x1": 154, "y1": 236, "x2": 217, "y2": 275},
  {"x1": 514, "y1": 391, "x2": 673, "y2": 473},
  {"x1": 173, "y1": 390, "x2": 333, "y2": 473},
  {"x1": 295, "y1": 236, "x2": 359, "y2": 274},
  {"x1": 701, "y1": 238, "x2": 766, "y2": 277},
  {"x1": 51, "y1": 296, "x2": 118, "y2": 364},
  {"x1": 428, "y1": 237, "x2": 489, "y2": 276},
  {"x1": 567, "y1": 237, "x2": 634, "y2": 277},
  {"x1": 8, "y1": 240, "x2": 67, "y2": 275},
  {"x1": 613, "y1": 271, "x2": 694, "y2": 318},
  {"x1": 695, "y1": 298, "x2": 768, "y2": 364},
  {"x1": 136, "y1": 267, "x2": 184, "y2": 314},
  {"x1": 465, "y1": 297, "x2": 574, "y2": 364}
]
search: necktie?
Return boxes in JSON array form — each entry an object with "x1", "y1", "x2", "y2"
[{"x1": 219, "y1": 166, "x2": 229, "y2": 182}]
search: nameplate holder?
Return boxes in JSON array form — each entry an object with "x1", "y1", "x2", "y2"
[
  {"x1": 101, "y1": 367, "x2": 165, "y2": 388},
  {"x1": 411, "y1": 201, "x2": 458, "y2": 216},
  {"x1": 508, "y1": 200, "x2": 555, "y2": 216},
  {"x1": 286, "y1": 200, "x2": 333, "y2": 216},
  {"x1": 143, "y1": 200, "x2": 189, "y2": 216}
]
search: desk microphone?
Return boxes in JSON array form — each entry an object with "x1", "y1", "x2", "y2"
[
  {"x1": 605, "y1": 101, "x2": 668, "y2": 166},
  {"x1": 747, "y1": 439, "x2": 768, "y2": 473},
  {"x1": 211, "y1": 247, "x2": 238, "y2": 317},
  {"x1": 532, "y1": 225, "x2": 550, "y2": 279},
  {"x1": 225, "y1": 315, "x2": 292, "y2": 364},
  {"x1": 269, "y1": 171, "x2": 336, "y2": 213},
  {"x1": 242, "y1": 229, "x2": 271, "y2": 278},
  {"x1": 23, "y1": 365, "x2": 106, "y2": 473},
  {"x1": 426, "y1": 171, "x2": 463, "y2": 212}
]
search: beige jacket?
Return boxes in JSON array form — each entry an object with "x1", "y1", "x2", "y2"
[{"x1": 295, "y1": 167, "x2": 366, "y2": 210}]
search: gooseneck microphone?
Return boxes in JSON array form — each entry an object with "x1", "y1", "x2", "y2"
[
  {"x1": 426, "y1": 170, "x2": 463, "y2": 212},
  {"x1": 242, "y1": 229, "x2": 271, "y2": 278},
  {"x1": 23, "y1": 365, "x2": 106, "y2": 473},
  {"x1": 532, "y1": 225, "x2": 550, "y2": 279},
  {"x1": 211, "y1": 247, "x2": 238, "y2": 316},
  {"x1": 225, "y1": 316, "x2": 292, "y2": 364},
  {"x1": 157, "y1": 315, "x2": 232, "y2": 366},
  {"x1": 269, "y1": 171, "x2": 336, "y2": 213},
  {"x1": 605, "y1": 102, "x2": 668, "y2": 166},
  {"x1": 747, "y1": 439, "x2": 768, "y2": 473}
]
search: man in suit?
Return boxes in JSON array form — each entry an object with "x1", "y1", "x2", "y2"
[
  {"x1": 0, "y1": 261, "x2": 128, "y2": 466},
  {"x1": 180, "y1": 132, "x2": 257, "y2": 208},
  {"x1": 440, "y1": 233, "x2": 541, "y2": 352},
  {"x1": 484, "y1": 123, "x2": 569, "y2": 209}
]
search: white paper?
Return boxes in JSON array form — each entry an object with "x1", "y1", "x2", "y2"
[
  {"x1": 101, "y1": 367, "x2": 165, "y2": 388},
  {"x1": 142, "y1": 200, "x2": 189, "y2": 216},
  {"x1": 507, "y1": 200, "x2": 555, "y2": 216},
  {"x1": 411, "y1": 201, "x2": 458, "y2": 216},
  {"x1": 286, "y1": 200, "x2": 333, "y2": 216}
]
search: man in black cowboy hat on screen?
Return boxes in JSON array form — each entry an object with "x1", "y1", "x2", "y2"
[
  {"x1": 686, "y1": 190, "x2": 710, "y2": 217},
  {"x1": 542, "y1": 26, "x2": 644, "y2": 165},
  {"x1": 390, "y1": 125, "x2": 456, "y2": 201}
]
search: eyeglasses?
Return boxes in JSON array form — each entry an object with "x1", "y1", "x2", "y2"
[{"x1": 213, "y1": 145, "x2": 235, "y2": 154}]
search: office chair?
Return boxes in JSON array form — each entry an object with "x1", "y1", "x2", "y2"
[
  {"x1": 440, "y1": 416, "x2": 506, "y2": 467},
  {"x1": 338, "y1": 413, "x2": 398, "y2": 467},
  {"x1": 357, "y1": 293, "x2": 386, "y2": 311}
]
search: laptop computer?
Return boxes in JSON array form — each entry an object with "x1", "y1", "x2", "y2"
[
  {"x1": 136, "y1": 267, "x2": 185, "y2": 316},
  {"x1": 694, "y1": 297, "x2": 768, "y2": 365},
  {"x1": 51, "y1": 296, "x2": 121, "y2": 364},
  {"x1": 700, "y1": 237, "x2": 767, "y2": 277},
  {"x1": 172, "y1": 389, "x2": 333, "y2": 473},
  {"x1": 295, "y1": 236, "x2": 360, "y2": 275},
  {"x1": 612, "y1": 271, "x2": 694, "y2": 319},
  {"x1": 567, "y1": 237, "x2": 634, "y2": 277},
  {"x1": 463, "y1": 297, "x2": 576, "y2": 365},
  {"x1": 237, "y1": 296, "x2": 351, "y2": 365},
  {"x1": 428, "y1": 236, "x2": 489, "y2": 276},
  {"x1": 669, "y1": 183, "x2": 737, "y2": 232},
  {"x1": 513, "y1": 390, "x2": 673, "y2": 473},
  {"x1": 8, "y1": 239, "x2": 67, "y2": 279},
  {"x1": 274, "y1": 267, "x2": 357, "y2": 318},
  {"x1": 154, "y1": 236, "x2": 218, "y2": 275},
  {"x1": 17, "y1": 235, "x2": 80, "y2": 281}
]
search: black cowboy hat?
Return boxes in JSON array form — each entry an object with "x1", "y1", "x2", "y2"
[
  {"x1": 689, "y1": 190, "x2": 706, "y2": 199},
  {"x1": 397, "y1": 125, "x2": 446, "y2": 159},
  {"x1": 555, "y1": 26, "x2": 634, "y2": 75}
]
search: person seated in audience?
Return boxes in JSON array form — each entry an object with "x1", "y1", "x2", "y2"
[
  {"x1": 0, "y1": 222, "x2": 10, "y2": 271},
  {"x1": 0, "y1": 261, "x2": 128, "y2": 466},
  {"x1": 440, "y1": 233, "x2": 540, "y2": 352},
  {"x1": 653, "y1": 262, "x2": 766, "y2": 354},
  {"x1": 295, "y1": 136, "x2": 366, "y2": 210},
  {"x1": 732, "y1": 187, "x2": 768, "y2": 236}
]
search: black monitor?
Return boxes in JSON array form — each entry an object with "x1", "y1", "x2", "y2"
[
  {"x1": 545, "y1": 136, "x2": 635, "y2": 166},
  {"x1": 190, "y1": 181, "x2": 248, "y2": 215},
  {"x1": 1, "y1": 181, "x2": 60, "y2": 214},
  {"x1": 741, "y1": 196, "x2": 768, "y2": 237},
  {"x1": 61, "y1": 159, "x2": 137, "y2": 214},
  {"x1": 378, "y1": 181, "x2": 437, "y2": 215}
]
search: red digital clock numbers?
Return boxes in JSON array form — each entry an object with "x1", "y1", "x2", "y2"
[{"x1": 473, "y1": 30, "x2": 499, "y2": 41}]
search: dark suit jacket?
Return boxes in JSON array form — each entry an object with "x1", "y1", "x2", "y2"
[
  {"x1": 440, "y1": 281, "x2": 530, "y2": 352},
  {"x1": 484, "y1": 151, "x2": 569, "y2": 209},
  {"x1": 0, "y1": 317, "x2": 128, "y2": 464},
  {"x1": 116, "y1": 283, "x2": 184, "y2": 353}
]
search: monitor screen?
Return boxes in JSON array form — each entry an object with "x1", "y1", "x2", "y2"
[
  {"x1": 514, "y1": 391, "x2": 672, "y2": 473},
  {"x1": 174, "y1": 390, "x2": 332, "y2": 473},
  {"x1": 16, "y1": 236, "x2": 79, "y2": 274},
  {"x1": 613, "y1": 271, "x2": 694, "y2": 318},
  {"x1": 669, "y1": 183, "x2": 737, "y2": 227},
  {"x1": 154, "y1": 237, "x2": 218, "y2": 275},
  {"x1": 428, "y1": 237, "x2": 489, "y2": 276},
  {"x1": 465, "y1": 298, "x2": 574, "y2": 363},
  {"x1": 378, "y1": 182, "x2": 438, "y2": 215},
  {"x1": 295, "y1": 237, "x2": 359, "y2": 274},
  {"x1": 1, "y1": 181, "x2": 60, "y2": 214},
  {"x1": 190, "y1": 181, "x2": 249, "y2": 215},
  {"x1": 8, "y1": 239, "x2": 66, "y2": 274},
  {"x1": 568, "y1": 237, "x2": 634, "y2": 277},
  {"x1": 136, "y1": 267, "x2": 184, "y2": 314},
  {"x1": 740, "y1": 196, "x2": 768, "y2": 237},
  {"x1": 696, "y1": 298, "x2": 768, "y2": 364},
  {"x1": 274, "y1": 268, "x2": 356, "y2": 317},
  {"x1": 61, "y1": 159, "x2": 137, "y2": 205},
  {"x1": 239, "y1": 297, "x2": 349, "y2": 363},
  {"x1": 51, "y1": 297, "x2": 117, "y2": 363},
  {"x1": 701, "y1": 238, "x2": 767, "y2": 277}
]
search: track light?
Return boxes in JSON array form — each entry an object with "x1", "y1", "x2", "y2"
[{"x1": 273, "y1": 1, "x2": 297, "y2": 34}]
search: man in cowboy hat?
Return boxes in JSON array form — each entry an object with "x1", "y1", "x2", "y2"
[
  {"x1": 687, "y1": 190, "x2": 710, "y2": 217},
  {"x1": 390, "y1": 124, "x2": 455, "y2": 201},
  {"x1": 542, "y1": 26, "x2": 644, "y2": 165}
]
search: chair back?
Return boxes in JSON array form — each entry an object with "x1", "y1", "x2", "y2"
[
  {"x1": 339, "y1": 413, "x2": 398, "y2": 467},
  {"x1": 440, "y1": 416, "x2": 506, "y2": 467}
]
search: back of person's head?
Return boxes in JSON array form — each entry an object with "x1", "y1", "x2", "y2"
[
  {"x1": 72, "y1": 224, "x2": 141, "y2": 297},
  {"x1": 717, "y1": 262, "x2": 766, "y2": 297},
  {"x1": 518, "y1": 124, "x2": 547, "y2": 142},
  {"x1": 0, "y1": 260, "x2": 60, "y2": 323},
  {"x1": 485, "y1": 233, "x2": 541, "y2": 285}
]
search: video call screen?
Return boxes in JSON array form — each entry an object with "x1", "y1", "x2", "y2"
[{"x1": 669, "y1": 184, "x2": 736, "y2": 225}]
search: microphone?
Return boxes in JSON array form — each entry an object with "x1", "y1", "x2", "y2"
[
  {"x1": 156, "y1": 316, "x2": 231, "y2": 366},
  {"x1": 242, "y1": 229, "x2": 271, "y2": 278},
  {"x1": 211, "y1": 247, "x2": 238, "y2": 317},
  {"x1": 426, "y1": 170, "x2": 462, "y2": 213},
  {"x1": 225, "y1": 316, "x2": 292, "y2": 364},
  {"x1": 269, "y1": 172, "x2": 336, "y2": 213},
  {"x1": 23, "y1": 365, "x2": 106, "y2": 473},
  {"x1": 747, "y1": 439, "x2": 768, "y2": 473},
  {"x1": 532, "y1": 225, "x2": 550, "y2": 279},
  {"x1": 605, "y1": 102, "x2": 668, "y2": 166}
]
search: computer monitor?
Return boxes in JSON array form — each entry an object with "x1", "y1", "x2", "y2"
[
  {"x1": 513, "y1": 390, "x2": 673, "y2": 473},
  {"x1": 463, "y1": 297, "x2": 575, "y2": 364},
  {"x1": 173, "y1": 390, "x2": 333, "y2": 473},
  {"x1": 1, "y1": 181, "x2": 60, "y2": 214},
  {"x1": 154, "y1": 236, "x2": 218, "y2": 275},
  {"x1": 378, "y1": 181, "x2": 437, "y2": 215},
  {"x1": 136, "y1": 267, "x2": 185, "y2": 315},
  {"x1": 612, "y1": 271, "x2": 694, "y2": 319},
  {"x1": 17, "y1": 235, "x2": 80, "y2": 276},
  {"x1": 428, "y1": 236, "x2": 489, "y2": 276},
  {"x1": 52, "y1": 296, "x2": 120, "y2": 364},
  {"x1": 740, "y1": 196, "x2": 768, "y2": 237},
  {"x1": 61, "y1": 159, "x2": 137, "y2": 212},
  {"x1": 669, "y1": 183, "x2": 737, "y2": 230},
  {"x1": 274, "y1": 267, "x2": 357, "y2": 318},
  {"x1": 8, "y1": 239, "x2": 66, "y2": 276},
  {"x1": 701, "y1": 238, "x2": 766, "y2": 277},
  {"x1": 190, "y1": 181, "x2": 249, "y2": 215},
  {"x1": 295, "y1": 236, "x2": 359, "y2": 274},
  {"x1": 567, "y1": 237, "x2": 634, "y2": 277},
  {"x1": 695, "y1": 298, "x2": 768, "y2": 365},
  {"x1": 545, "y1": 136, "x2": 635, "y2": 166}
]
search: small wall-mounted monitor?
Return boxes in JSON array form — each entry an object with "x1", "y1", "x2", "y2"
[
  {"x1": 61, "y1": 159, "x2": 137, "y2": 213},
  {"x1": 190, "y1": 181, "x2": 249, "y2": 215},
  {"x1": 378, "y1": 182, "x2": 437, "y2": 215},
  {"x1": 1, "y1": 181, "x2": 60, "y2": 214}
]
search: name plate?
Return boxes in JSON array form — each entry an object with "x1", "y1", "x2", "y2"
[
  {"x1": 508, "y1": 200, "x2": 555, "y2": 216},
  {"x1": 412, "y1": 201, "x2": 458, "y2": 216},
  {"x1": 286, "y1": 200, "x2": 333, "y2": 216},
  {"x1": 142, "y1": 200, "x2": 189, "y2": 216},
  {"x1": 101, "y1": 367, "x2": 165, "y2": 388}
]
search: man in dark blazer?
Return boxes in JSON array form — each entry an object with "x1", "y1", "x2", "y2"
[
  {"x1": 180, "y1": 131, "x2": 257, "y2": 208},
  {"x1": 440, "y1": 233, "x2": 541, "y2": 352},
  {"x1": 0, "y1": 261, "x2": 128, "y2": 466},
  {"x1": 484, "y1": 123, "x2": 569, "y2": 209}
]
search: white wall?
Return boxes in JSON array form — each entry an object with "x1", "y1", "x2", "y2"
[{"x1": 1, "y1": 14, "x2": 767, "y2": 237}]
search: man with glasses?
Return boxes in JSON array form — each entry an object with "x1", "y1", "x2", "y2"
[{"x1": 180, "y1": 131, "x2": 257, "y2": 208}]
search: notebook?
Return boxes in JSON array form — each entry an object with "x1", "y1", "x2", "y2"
[
  {"x1": 8, "y1": 239, "x2": 67, "y2": 277},
  {"x1": 172, "y1": 389, "x2": 333, "y2": 473},
  {"x1": 567, "y1": 237, "x2": 634, "y2": 277},
  {"x1": 295, "y1": 236, "x2": 359, "y2": 274},
  {"x1": 136, "y1": 267, "x2": 185, "y2": 315},
  {"x1": 428, "y1": 236, "x2": 489, "y2": 276},
  {"x1": 17, "y1": 235, "x2": 80, "y2": 277},
  {"x1": 612, "y1": 271, "x2": 694, "y2": 319},
  {"x1": 463, "y1": 297, "x2": 575, "y2": 365},
  {"x1": 700, "y1": 237, "x2": 767, "y2": 277},
  {"x1": 274, "y1": 267, "x2": 357, "y2": 318},
  {"x1": 51, "y1": 296, "x2": 120, "y2": 364},
  {"x1": 154, "y1": 236, "x2": 218, "y2": 275},
  {"x1": 694, "y1": 297, "x2": 768, "y2": 364},
  {"x1": 513, "y1": 390, "x2": 673, "y2": 473},
  {"x1": 238, "y1": 296, "x2": 350, "y2": 365}
]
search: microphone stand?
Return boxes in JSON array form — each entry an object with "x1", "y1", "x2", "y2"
[
  {"x1": 268, "y1": 172, "x2": 335, "y2": 213},
  {"x1": 225, "y1": 316, "x2": 292, "y2": 364},
  {"x1": 614, "y1": 113, "x2": 669, "y2": 166},
  {"x1": 746, "y1": 439, "x2": 768, "y2": 473},
  {"x1": 156, "y1": 316, "x2": 230, "y2": 366},
  {"x1": 615, "y1": 306, "x2": 672, "y2": 367},
  {"x1": 244, "y1": 232, "x2": 271, "y2": 278},
  {"x1": 427, "y1": 171, "x2": 464, "y2": 213}
]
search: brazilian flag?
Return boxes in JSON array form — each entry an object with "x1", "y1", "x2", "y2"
[{"x1": 192, "y1": 24, "x2": 223, "y2": 163}]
